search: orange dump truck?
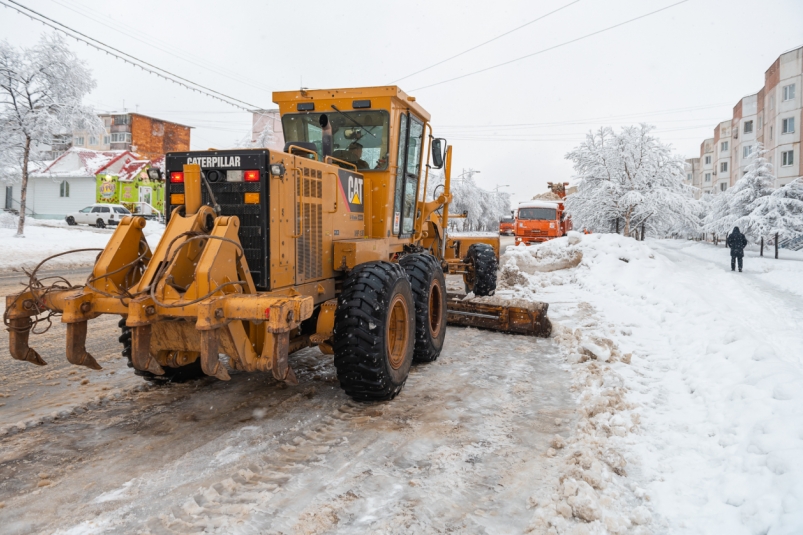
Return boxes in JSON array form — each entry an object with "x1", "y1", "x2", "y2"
[
  {"x1": 514, "y1": 200, "x2": 571, "y2": 245},
  {"x1": 499, "y1": 216, "x2": 515, "y2": 236}
]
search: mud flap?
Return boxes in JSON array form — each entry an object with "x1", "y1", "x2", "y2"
[
  {"x1": 199, "y1": 329, "x2": 231, "y2": 381},
  {"x1": 8, "y1": 317, "x2": 47, "y2": 366},
  {"x1": 131, "y1": 325, "x2": 164, "y2": 375},
  {"x1": 66, "y1": 321, "x2": 102, "y2": 370}
]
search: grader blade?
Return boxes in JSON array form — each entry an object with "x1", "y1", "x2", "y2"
[{"x1": 445, "y1": 293, "x2": 552, "y2": 337}]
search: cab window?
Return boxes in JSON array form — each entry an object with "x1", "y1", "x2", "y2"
[
  {"x1": 282, "y1": 110, "x2": 390, "y2": 171},
  {"x1": 392, "y1": 113, "x2": 424, "y2": 236},
  {"x1": 518, "y1": 207, "x2": 557, "y2": 220}
]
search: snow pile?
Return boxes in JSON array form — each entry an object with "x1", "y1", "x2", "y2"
[
  {"x1": 0, "y1": 219, "x2": 165, "y2": 271},
  {"x1": 0, "y1": 211, "x2": 16, "y2": 229},
  {"x1": 511, "y1": 233, "x2": 803, "y2": 533},
  {"x1": 527, "y1": 315, "x2": 649, "y2": 534}
]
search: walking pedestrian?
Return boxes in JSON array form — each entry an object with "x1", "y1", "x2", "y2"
[{"x1": 726, "y1": 226, "x2": 748, "y2": 272}]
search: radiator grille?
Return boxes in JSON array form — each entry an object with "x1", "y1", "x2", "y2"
[
  {"x1": 167, "y1": 180, "x2": 267, "y2": 289},
  {"x1": 297, "y1": 169, "x2": 323, "y2": 281}
]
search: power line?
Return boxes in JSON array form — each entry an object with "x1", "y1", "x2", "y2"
[
  {"x1": 44, "y1": 0, "x2": 275, "y2": 94},
  {"x1": 0, "y1": 0, "x2": 260, "y2": 111},
  {"x1": 390, "y1": 0, "x2": 580, "y2": 84},
  {"x1": 411, "y1": 0, "x2": 690, "y2": 92},
  {"x1": 435, "y1": 102, "x2": 732, "y2": 131}
]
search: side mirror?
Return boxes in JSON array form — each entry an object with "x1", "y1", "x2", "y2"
[{"x1": 431, "y1": 138, "x2": 447, "y2": 169}]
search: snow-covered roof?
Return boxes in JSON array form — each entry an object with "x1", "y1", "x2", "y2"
[
  {"x1": 518, "y1": 200, "x2": 560, "y2": 209},
  {"x1": 35, "y1": 147, "x2": 148, "y2": 178},
  {"x1": 116, "y1": 159, "x2": 150, "y2": 182}
]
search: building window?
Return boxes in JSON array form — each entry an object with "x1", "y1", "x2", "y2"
[
  {"x1": 770, "y1": 126, "x2": 773, "y2": 140},
  {"x1": 103, "y1": 117, "x2": 112, "y2": 127},
  {"x1": 74, "y1": 136, "x2": 84, "y2": 146},
  {"x1": 720, "y1": 183, "x2": 727, "y2": 192},
  {"x1": 112, "y1": 114, "x2": 130, "y2": 125},
  {"x1": 782, "y1": 117, "x2": 795, "y2": 134},
  {"x1": 720, "y1": 162, "x2": 728, "y2": 172},
  {"x1": 89, "y1": 136, "x2": 97, "y2": 145},
  {"x1": 783, "y1": 84, "x2": 795, "y2": 101},
  {"x1": 721, "y1": 141, "x2": 728, "y2": 152},
  {"x1": 705, "y1": 173, "x2": 711, "y2": 182},
  {"x1": 744, "y1": 121, "x2": 753, "y2": 134},
  {"x1": 103, "y1": 135, "x2": 110, "y2": 145},
  {"x1": 769, "y1": 96, "x2": 774, "y2": 110},
  {"x1": 782, "y1": 150, "x2": 794, "y2": 167},
  {"x1": 59, "y1": 181, "x2": 69, "y2": 197},
  {"x1": 758, "y1": 116, "x2": 763, "y2": 130},
  {"x1": 743, "y1": 145, "x2": 753, "y2": 159},
  {"x1": 687, "y1": 173, "x2": 692, "y2": 181},
  {"x1": 110, "y1": 132, "x2": 131, "y2": 143},
  {"x1": 704, "y1": 155, "x2": 711, "y2": 164}
]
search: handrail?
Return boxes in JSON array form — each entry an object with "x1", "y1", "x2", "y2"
[
  {"x1": 324, "y1": 155, "x2": 358, "y2": 172},
  {"x1": 287, "y1": 144, "x2": 319, "y2": 161},
  {"x1": 291, "y1": 168, "x2": 304, "y2": 239}
]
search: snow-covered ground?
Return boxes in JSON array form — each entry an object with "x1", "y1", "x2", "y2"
[
  {"x1": 0, "y1": 216, "x2": 164, "y2": 271},
  {"x1": 498, "y1": 233, "x2": 803, "y2": 534}
]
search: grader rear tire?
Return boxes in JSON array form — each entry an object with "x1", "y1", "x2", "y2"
[
  {"x1": 118, "y1": 318, "x2": 205, "y2": 383},
  {"x1": 333, "y1": 262, "x2": 415, "y2": 401},
  {"x1": 464, "y1": 243, "x2": 498, "y2": 297},
  {"x1": 400, "y1": 253, "x2": 447, "y2": 363}
]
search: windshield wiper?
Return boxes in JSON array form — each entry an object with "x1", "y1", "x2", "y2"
[{"x1": 330, "y1": 105, "x2": 377, "y2": 139}]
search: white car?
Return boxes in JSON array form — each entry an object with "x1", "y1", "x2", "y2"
[{"x1": 65, "y1": 203, "x2": 131, "y2": 228}]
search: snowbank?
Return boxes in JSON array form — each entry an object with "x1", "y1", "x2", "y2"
[
  {"x1": 0, "y1": 218, "x2": 164, "y2": 271},
  {"x1": 510, "y1": 233, "x2": 803, "y2": 533}
]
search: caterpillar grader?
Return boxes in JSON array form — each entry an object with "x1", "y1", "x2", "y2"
[{"x1": 5, "y1": 86, "x2": 550, "y2": 401}]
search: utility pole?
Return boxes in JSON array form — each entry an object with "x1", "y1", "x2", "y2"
[{"x1": 494, "y1": 184, "x2": 510, "y2": 193}]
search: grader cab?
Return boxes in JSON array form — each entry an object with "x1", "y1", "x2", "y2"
[{"x1": 5, "y1": 86, "x2": 550, "y2": 402}]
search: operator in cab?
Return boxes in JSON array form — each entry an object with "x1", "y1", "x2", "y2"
[{"x1": 348, "y1": 142, "x2": 370, "y2": 170}]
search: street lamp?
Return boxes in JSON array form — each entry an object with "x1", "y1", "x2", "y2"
[{"x1": 494, "y1": 184, "x2": 510, "y2": 193}]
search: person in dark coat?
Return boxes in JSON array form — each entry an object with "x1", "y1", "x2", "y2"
[{"x1": 726, "y1": 226, "x2": 748, "y2": 272}]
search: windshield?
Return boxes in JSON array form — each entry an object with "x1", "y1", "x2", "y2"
[
  {"x1": 518, "y1": 207, "x2": 556, "y2": 220},
  {"x1": 500, "y1": 217, "x2": 514, "y2": 224},
  {"x1": 282, "y1": 110, "x2": 390, "y2": 170}
]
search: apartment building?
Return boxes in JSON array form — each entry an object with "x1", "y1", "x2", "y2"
[
  {"x1": 732, "y1": 94, "x2": 759, "y2": 181},
  {"x1": 684, "y1": 157, "x2": 702, "y2": 198},
  {"x1": 713, "y1": 120, "x2": 732, "y2": 191},
  {"x1": 54, "y1": 113, "x2": 192, "y2": 161},
  {"x1": 689, "y1": 46, "x2": 802, "y2": 194},
  {"x1": 699, "y1": 138, "x2": 715, "y2": 195}
]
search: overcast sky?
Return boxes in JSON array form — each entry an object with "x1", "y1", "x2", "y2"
[{"x1": 1, "y1": 0, "x2": 801, "y2": 204}]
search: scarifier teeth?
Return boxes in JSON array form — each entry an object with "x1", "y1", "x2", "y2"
[{"x1": 24, "y1": 347, "x2": 47, "y2": 366}]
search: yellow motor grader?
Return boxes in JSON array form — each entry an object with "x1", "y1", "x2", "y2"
[{"x1": 5, "y1": 86, "x2": 550, "y2": 401}]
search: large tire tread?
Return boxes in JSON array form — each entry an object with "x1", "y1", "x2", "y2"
[
  {"x1": 466, "y1": 244, "x2": 498, "y2": 297},
  {"x1": 333, "y1": 262, "x2": 414, "y2": 402},
  {"x1": 400, "y1": 253, "x2": 447, "y2": 363}
]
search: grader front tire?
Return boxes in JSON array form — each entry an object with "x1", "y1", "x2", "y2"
[
  {"x1": 400, "y1": 253, "x2": 447, "y2": 363},
  {"x1": 464, "y1": 243, "x2": 498, "y2": 297},
  {"x1": 333, "y1": 262, "x2": 415, "y2": 401}
]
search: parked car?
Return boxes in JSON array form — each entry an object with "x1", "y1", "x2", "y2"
[{"x1": 65, "y1": 204, "x2": 131, "y2": 228}]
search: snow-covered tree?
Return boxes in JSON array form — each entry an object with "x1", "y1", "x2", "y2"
[
  {"x1": 0, "y1": 34, "x2": 103, "y2": 236},
  {"x1": 739, "y1": 177, "x2": 803, "y2": 243},
  {"x1": 426, "y1": 172, "x2": 511, "y2": 232},
  {"x1": 702, "y1": 145, "x2": 776, "y2": 240},
  {"x1": 565, "y1": 124, "x2": 696, "y2": 237}
]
